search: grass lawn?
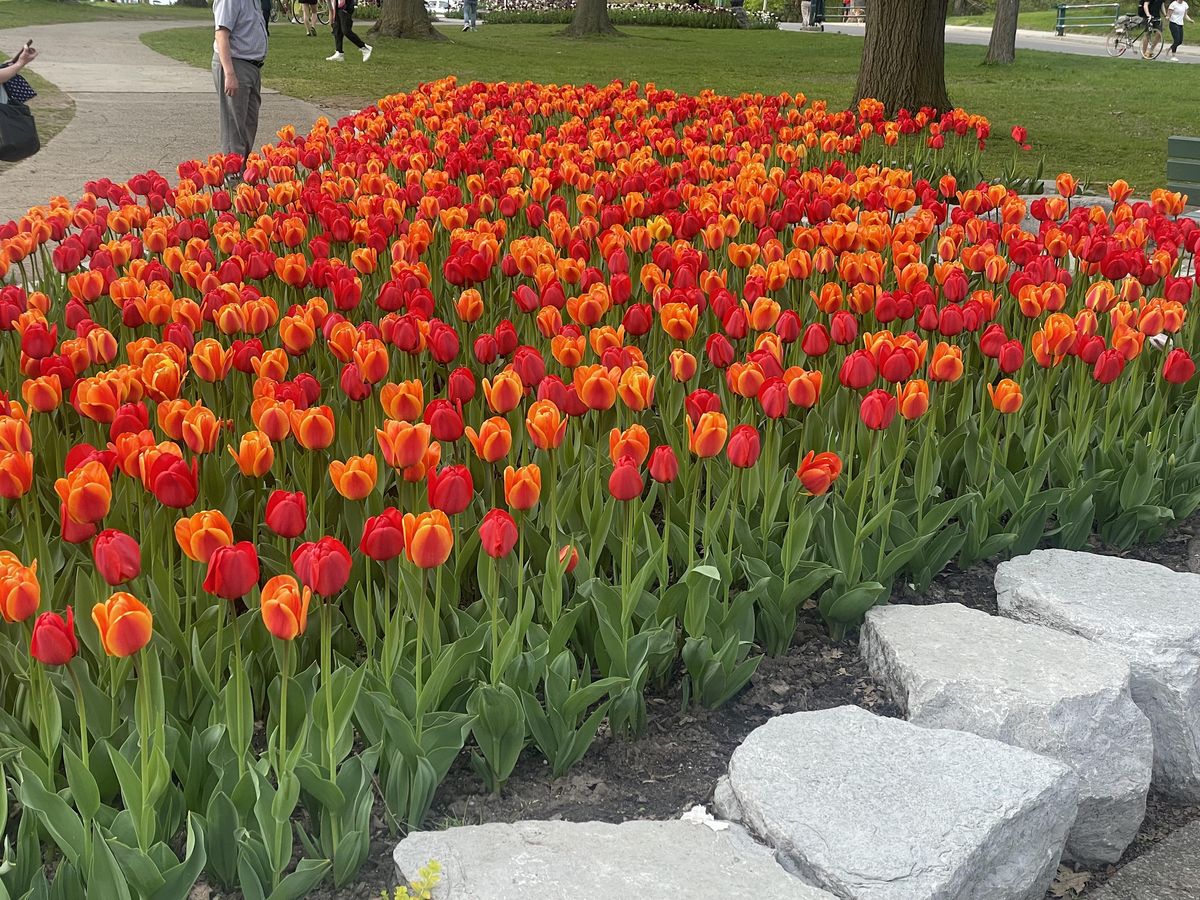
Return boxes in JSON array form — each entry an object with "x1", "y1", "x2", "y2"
[
  {"x1": 143, "y1": 23, "x2": 1191, "y2": 192},
  {"x1": 947, "y1": 10, "x2": 1067, "y2": 29},
  {"x1": 0, "y1": 0, "x2": 207, "y2": 30}
]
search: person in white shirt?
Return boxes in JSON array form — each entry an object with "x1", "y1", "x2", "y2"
[{"x1": 1167, "y1": 0, "x2": 1194, "y2": 60}]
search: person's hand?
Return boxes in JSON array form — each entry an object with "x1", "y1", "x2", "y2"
[
  {"x1": 17, "y1": 44, "x2": 37, "y2": 65},
  {"x1": 224, "y1": 67, "x2": 238, "y2": 96}
]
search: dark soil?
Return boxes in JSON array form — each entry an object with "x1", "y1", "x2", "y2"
[{"x1": 214, "y1": 516, "x2": 1200, "y2": 900}]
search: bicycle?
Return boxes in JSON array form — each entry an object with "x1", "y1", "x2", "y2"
[
  {"x1": 1106, "y1": 14, "x2": 1165, "y2": 59},
  {"x1": 269, "y1": 0, "x2": 331, "y2": 26}
]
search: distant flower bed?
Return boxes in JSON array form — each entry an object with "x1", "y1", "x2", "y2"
[{"x1": 475, "y1": 0, "x2": 778, "y2": 28}]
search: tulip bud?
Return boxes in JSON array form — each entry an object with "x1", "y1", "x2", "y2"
[
  {"x1": 91, "y1": 592, "x2": 152, "y2": 657},
  {"x1": 260, "y1": 574, "x2": 311, "y2": 641},
  {"x1": 30, "y1": 607, "x2": 78, "y2": 666},
  {"x1": 608, "y1": 458, "x2": 644, "y2": 501},
  {"x1": 727, "y1": 424, "x2": 761, "y2": 469},
  {"x1": 203, "y1": 542, "x2": 260, "y2": 600},
  {"x1": 92, "y1": 529, "x2": 141, "y2": 586},
  {"x1": 648, "y1": 445, "x2": 679, "y2": 484},
  {"x1": 292, "y1": 536, "x2": 352, "y2": 596},
  {"x1": 479, "y1": 509, "x2": 519, "y2": 559},
  {"x1": 360, "y1": 508, "x2": 406, "y2": 562}
]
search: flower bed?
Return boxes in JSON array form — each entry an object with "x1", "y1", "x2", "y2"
[
  {"x1": 478, "y1": 1, "x2": 777, "y2": 28},
  {"x1": 0, "y1": 78, "x2": 1195, "y2": 897}
]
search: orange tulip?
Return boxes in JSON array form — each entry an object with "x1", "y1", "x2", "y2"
[
  {"x1": 0, "y1": 416, "x2": 31, "y2": 453},
  {"x1": 54, "y1": 460, "x2": 112, "y2": 525},
  {"x1": 465, "y1": 417, "x2": 512, "y2": 463},
  {"x1": 796, "y1": 451, "x2": 842, "y2": 496},
  {"x1": 182, "y1": 405, "x2": 224, "y2": 454},
  {"x1": 482, "y1": 368, "x2": 525, "y2": 414},
  {"x1": 157, "y1": 398, "x2": 193, "y2": 441},
  {"x1": 190, "y1": 338, "x2": 233, "y2": 382},
  {"x1": 260, "y1": 574, "x2": 311, "y2": 641},
  {"x1": 228, "y1": 430, "x2": 274, "y2": 477},
  {"x1": 91, "y1": 592, "x2": 153, "y2": 657},
  {"x1": 525, "y1": 399, "x2": 567, "y2": 450},
  {"x1": 609, "y1": 424, "x2": 651, "y2": 466},
  {"x1": 291, "y1": 406, "x2": 336, "y2": 450},
  {"x1": 0, "y1": 559, "x2": 39, "y2": 623},
  {"x1": 687, "y1": 411, "x2": 728, "y2": 459},
  {"x1": 0, "y1": 450, "x2": 33, "y2": 499},
  {"x1": 250, "y1": 397, "x2": 293, "y2": 442},
  {"x1": 402, "y1": 510, "x2": 454, "y2": 569},
  {"x1": 21, "y1": 374, "x2": 62, "y2": 413},
  {"x1": 927, "y1": 342, "x2": 964, "y2": 383},
  {"x1": 174, "y1": 509, "x2": 234, "y2": 564},
  {"x1": 783, "y1": 367, "x2": 823, "y2": 409},
  {"x1": 896, "y1": 380, "x2": 929, "y2": 420},
  {"x1": 669, "y1": 349, "x2": 697, "y2": 382},
  {"x1": 572, "y1": 364, "x2": 618, "y2": 411},
  {"x1": 988, "y1": 379, "x2": 1023, "y2": 414},
  {"x1": 659, "y1": 302, "x2": 698, "y2": 341},
  {"x1": 455, "y1": 288, "x2": 484, "y2": 323},
  {"x1": 504, "y1": 464, "x2": 542, "y2": 511},
  {"x1": 329, "y1": 455, "x2": 379, "y2": 500},
  {"x1": 375, "y1": 418, "x2": 431, "y2": 469},
  {"x1": 380, "y1": 380, "x2": 424, "y2": 421},
  {"x1": 617, "y1": 367, "x2": 656, "y2": 412}
]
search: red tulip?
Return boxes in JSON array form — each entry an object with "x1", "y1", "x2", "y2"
[
  {"x1": 292, "y1": 536, "x2": 352, "y2": 596},
  {"x1": 727, "y1": 424, "x2": 761, "y2": 468},
  {"x1": 1092, "y1": 349, "x2": 1125, "y2": 385},
  {"x1": 479, "y1": 509, "x2": 518, "y2": 559},
  {"x1": 423, "y1": 399, "x2": 464, "y2": 442},
  {"x1": 60, "y1": 502, "x2": 98, "y2": 544},
  {"x1": 147, "y1": 455, "x2": 199, "y2": 509},
  {"x1": 684, "y1": 389, "x2": 721, "y2": 425},
  {"x1": 559, "y1": 544, "x2": 579, "y2": 574},
  {"x1": 203, "y1": 542, "x2": 260, "y2": 600},
  {"x1": 360, "y1": 508, "x2": 405, "y2": 562},
  {"x1": 265, "y1": 490, "x2": 308, "y2": 538},
  {"x1": 1164, "y1": 348, "x2": 1196, "y2": 384},
  {"x1": 30, "y1": 607, "x2": 78, "y2": 665},
  {"x1": 859, "y1": 389, "x2": 898, "y2": 430},
  {"x1": 608, "y1": 458, "x2": 644, "y2": 501},
  {"x1": 648, "y1": 445, "x2": 679, "y2": 484},
  {"x1": 757, "y1": 377, "x2": 789, "y2": 419},
  {"x1": 838, "y1": 350, "x2": 877, "y2": 390},
  {"x1": 427, "y1": 464, "x2": 474, "y2": 515},
  {"x1": 92, "y1": 529, "x2": 141, "y2": 586}
]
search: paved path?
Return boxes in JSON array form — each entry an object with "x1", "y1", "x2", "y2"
[
  {"x1": 0, "y1": 20, "x2": 348, "y2": 224},
  {"x1": 1089, "y1": 820, "x2": 1200, "y2": 899},
  {"x1": 781, "y1": 21, "x2": 1200, "y2": 64}
]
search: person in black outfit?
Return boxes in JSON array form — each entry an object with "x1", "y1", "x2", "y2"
[
  {"x1": 326, "y1": 0, "x2": 372, "y2": 62},
  {"x1": 1142, "y1": 0, "x2": 1164, "y2": 26}
]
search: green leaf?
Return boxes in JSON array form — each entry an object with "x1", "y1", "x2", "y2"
[
  {"x1": 266, "y1": 859, "x2": 332, "y2": 900},
  {"x1": 14, "y1": 765, "x2": 84, "y2": 867},
  {"x1": 62, "y1": 746, "x2": 100, "y2": 823},
  {"x1": 151, "y1": 814, "x2": 208, "y2": 900},
  {"x1": 87, "y1": 825, "x2": 132, "y2": 900}
]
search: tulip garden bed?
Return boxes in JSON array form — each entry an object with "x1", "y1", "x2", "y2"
[{"x1": 2, "y1": 78, "x2": 1200, "y2": 899}]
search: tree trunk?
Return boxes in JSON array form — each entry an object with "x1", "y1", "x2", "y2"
[
  {"x1": 371, "y1": 0, "x2": 445, "y2": 39},
  {"x1": 852, "y1": 0, "x2": 951, "y2": 114},
  {"x1": 563, "y1": 0, "x2": 620, "y2": 37},
  {"x1": 983, "y1": 0, "x2": 1019, "y2": 64}
]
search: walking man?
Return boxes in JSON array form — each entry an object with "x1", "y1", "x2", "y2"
[
  {"x1": 213, "y1": 0, "x2": 268, "y2": 173},
  {"x1": 326, "y1": 0, "x2": 372, "y2": 62}
]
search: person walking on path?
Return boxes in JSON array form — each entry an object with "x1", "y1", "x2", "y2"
[
  {"x1": 213, "y1": 0, "x2": 268, "y2": 173},
  {"x1": 299, "y1": 0, "x2": 319, "y2": 37},
  {"x1": 462, "y1": 0, "x2": 478, "y2": 31},
  {"x1": 326, "y1": 0, "x2": 372, "y2": 62},
  {"x1": 1167, "y1": 0, "x2": 1193, "y2": 58}
]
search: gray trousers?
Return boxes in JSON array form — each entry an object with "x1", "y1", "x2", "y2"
[{"x1": 212, "y1": 55, "x2": 263, "y2": 161}]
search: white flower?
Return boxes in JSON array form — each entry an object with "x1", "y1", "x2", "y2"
[{"x1": 680, "y1": 804, "x2": 729, "y2": 831}]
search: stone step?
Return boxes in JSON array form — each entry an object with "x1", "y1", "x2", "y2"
[
  {"x1": 713, "y1": 705, "x2": 1077, "y2": 900},
  {"x1": 995, "y1": 549, "x2": 1200, "y2": 801},
  {"x1": 393, "y1": 818, "x2": 837, "y2": 900},
  {"x1": 860, "y1": 602, "x2": 1152, "y2": 865},
  {"x1": 1088, "y1": 821, "x2": 1200, "y2": 900}
]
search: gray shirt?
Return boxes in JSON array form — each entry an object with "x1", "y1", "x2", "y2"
[{"x1": 213, "y1": 0, "x2": 268, "y2": 63}]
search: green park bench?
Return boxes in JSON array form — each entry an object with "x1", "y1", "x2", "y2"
[
  {"x1": 1167, "y1": 136, "x2": 1200, "y2": 208},
  {"x1": 1054, "y1": 2, "x2": 1120, "y2": 35}
]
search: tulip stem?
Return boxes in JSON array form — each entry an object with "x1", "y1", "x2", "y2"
[
  {"x1": 661, "y1": 483, "x2": 671, "y2": 589},
  {"x1": 67, "y1": 662, "x2": 89, "y2": 771},
  {"x1": 725, "y1": 469, "x2": 739, "y2": 608},
  {"x1": 277, "y1": 639, "x2": 290, "y2": 782},
  {"x1": 320, "y1": 600, "x2": 342, "y2": 846},
  {"x1": 414, "y1": 569, "x2": 426, "y2": 741},
  {"x1": 688, "y1": 467, "x2": 699, "y2": 569},
  {"x1": 622, "y1": 499, "x2": 635, "y2": 644},
  {"x1": 489, "y1": 557, "x2": 500, "y2": 684},
  {"x1": 848, "y1": 432, "x2": 879, "y2": 587}
]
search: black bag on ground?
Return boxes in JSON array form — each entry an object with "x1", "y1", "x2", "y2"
[{"x1": 0, "y1": 100, "x2": 40, "y2": 163}]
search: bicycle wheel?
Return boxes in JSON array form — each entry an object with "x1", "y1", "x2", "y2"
[
  {"x1": 1106, "y1": 28, "x2": 1127, "y2": 56},
  {"x1": 1143, "y1": 26, "x2": 1164, "y2": 58},
  {"x1": 317, "y1": 0, "x2": 330, "y2": 25},
  {"x1": 290, "y1": 0, "x2": 304, "y2": 23}
]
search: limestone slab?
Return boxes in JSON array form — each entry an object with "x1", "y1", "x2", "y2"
[
  {"x1": 393, "y1": 818, "x2": 836, "y2": 900},
  {"x1": 860, "y1": 602, "x2": 1152, "y2": 864},
  {"x1": 996, "y1": 549, "x2": 1200, "y2": 800},
  {"x1": 713, "y1": 705, "x2": 1077, "y2": 900}
]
